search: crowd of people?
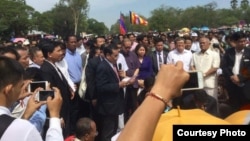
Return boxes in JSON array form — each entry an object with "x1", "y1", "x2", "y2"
[{"x1": 0, "y1": 29, "x2": 249, "y2": 141}]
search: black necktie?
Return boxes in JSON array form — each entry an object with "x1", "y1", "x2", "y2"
[
  {"x1": 158, "y1": 52, "x2": 162, "y2": 69},
  {"x1": 158, "y1": 52, "x2": 162, "y2": 63}
]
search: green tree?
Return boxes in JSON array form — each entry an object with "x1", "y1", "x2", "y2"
[
  {"x1": 35, "y1": 11, "x2": 54, "y2": 34},
  {"x1": 12, "y1": 0, "x2": 26, "y2": 4},
  {"x1": 86, "y1": 18, "x2": 108, "y2": 35},
  {"x1": 216, "y1": 9, "x2": 239, "y2": 26},
  {"x1": 59, "y1": 0, "x2": 89, "y2": 35},
  {"x1": 231, "y1": 0, "x2": 238, "y2": 9},
  {"x1": 241, "y1": 0, "x2": 249, "y2": 9},
  {"x1": 0, "y1": 0, "x2": 35, "y2": 37},
  {"x1": 149, "y1": 6, "x2": 180, "y2": 31},
  {"x1": 50, "y1": 4, "x2": 74, "y2": 38}
]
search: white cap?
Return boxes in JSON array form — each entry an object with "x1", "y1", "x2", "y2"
[
  {"x1": 191, "y1": 32, "x2": 198, "y2": 37},
  {"x1": 23, "y1": 39, "x2": 30, "y2": 45}
]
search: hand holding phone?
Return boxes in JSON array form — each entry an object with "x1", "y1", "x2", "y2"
[
  {"x1": 22, "y1": 93, "x2": 46, "y2": 119},
  {"x1": 181, "y1": 71, "x2": 204, "y2": 91},
  {"x1": 35, "y1": 90, "x2": 55, "y2": 102},
  {"x1": 47, "y1": 87, "x2": 63, "y2": 118}
]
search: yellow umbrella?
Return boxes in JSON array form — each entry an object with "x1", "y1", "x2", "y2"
[
  {"x1": 224, "y1": 110, "x2": 250, "y2": 124},
  {"x1": 152, "y1": 108, "x2": 230, "y2": 141}
]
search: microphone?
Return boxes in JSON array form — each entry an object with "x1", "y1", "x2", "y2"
[{"x1": 118, "y1": 63, "x2": 122, "y2": 70}]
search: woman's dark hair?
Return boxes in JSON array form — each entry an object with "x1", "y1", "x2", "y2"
[{"x1": 134, "y1": 44, "x2": 148, "y2": 56}]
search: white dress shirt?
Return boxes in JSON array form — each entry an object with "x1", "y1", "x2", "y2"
[
  {"x1": 28, "y1": 59, "x2": 40, "y2": 68},
  {"x1": 76, "y1": 44, "x2": 85, "y2": 55},
  {"x1": 156, "y1": 51, "x2": 164, "y2": 70},
  {"x1": 55, "y1": 59, "x2": 76, "y2": 92},
  {"x1": 191, "y1": 49, "x2": 220, "y2": 88},
  {"x1": 233, "y1": 49, "x2": 244, "y2": 75},
  {"x1": 117, "y1": 53, "x2": 129, "y2": 72},
  {"x1": 167, "y1": 49, "x2": 193, "y2": 71},
  {"x1": 0, "y1": 106, "x2": 63, "y2": 141},
  {"x1": 191, "y1": 41, "x2": 200, "y2": 53}
]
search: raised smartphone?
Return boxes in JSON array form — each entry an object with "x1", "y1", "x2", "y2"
[
  {"x1": 28, "y1": 81, "x2": 48, "y2": 92},
  {"x1": 35, "y1": 90, "x2": 54, "y2": 101},
  {"x1": 181, "y1": 71, "x2": 204, "y2": 91}
]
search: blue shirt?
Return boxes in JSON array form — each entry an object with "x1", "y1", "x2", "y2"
[
  {"x1": 29, "y1": 105, "x2": 47, "y2": 133},
  {"x1": 65, "y1": 49, "x2": 83, "y2": 83}
]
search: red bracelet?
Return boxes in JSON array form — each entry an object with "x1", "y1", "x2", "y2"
[{"x1": 146, "y1": 92, "x2": 168, "y2": 107}]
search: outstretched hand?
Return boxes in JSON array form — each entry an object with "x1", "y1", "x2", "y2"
[{"x1": 151, "y1": 61, "x2": 190, "y2": 100}]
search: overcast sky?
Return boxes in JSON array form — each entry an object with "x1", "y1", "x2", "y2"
[{"x1": 26, "y1": 0, "x2": 231, "y2": 28}]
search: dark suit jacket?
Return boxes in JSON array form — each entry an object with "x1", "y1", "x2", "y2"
[
  {"x1": 95, "y1": 59, "x2": 125, "y2": 116},
  {"x1": 85, "y1": 56, "x2": 102, "y2": 100},
  {"x1": 40, "y1": 61, "x2": 71, "y2": 135},
  {"x1": 149, "y1": 50, "x2": 169, "y2": 76},
  {"x1": 222, "y1": 47, "x2": 250, "y2": 99}
]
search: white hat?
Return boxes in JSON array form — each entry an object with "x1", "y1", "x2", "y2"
[
  {"x1": 23, "y1": 39, "x2": 30, "y2": 45},
  {"x1": 191, "y1": 32, "x2": 198, "y2": 37}
]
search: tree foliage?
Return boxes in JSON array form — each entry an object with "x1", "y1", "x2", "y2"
[
  {"x1": 86, "y1": 18, "x2": 109, "y2": 35},
  {"x1": 241, "y1": 0, "x2": 249, "y2": 9},
  {"x1": 59, "y1": 0, "x2": 89, "y2": 35},
  {"x1": 0, "y1": 0, "x2": 34, "y2": 38},
  {"x1": 109, "y1": 1, "x2": 250, "y2": 32},
  {"x1": 2, "y1": 0, "x2": 250, "y2": 39},
  {"x1": 231, "y1": 0, "x2": 238, "y2": 9}
]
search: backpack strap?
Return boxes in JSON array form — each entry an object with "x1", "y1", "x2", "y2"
[{"x1": 0, "y1": 114, "x2": 15, "y2": 139}]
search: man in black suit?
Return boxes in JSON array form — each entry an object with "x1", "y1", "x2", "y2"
[
  {"x1": 149, "y1": 37, "x2": 169, "y2": 76},
  {"x1": 95, "y1": 44, "x2": 127, "y2": 141},
  {"x1": 85, "y1": 46, "x2": 104, "y2": 141},
  {"x1": 85, "y1": 45, "x2": 104, "y2": 108},
  {"x1": 222, "y1": 31, "x2": 250, "y2": 114},
  {"x1": 39, "y1": 40, "x2": 73, "y2": 137}
]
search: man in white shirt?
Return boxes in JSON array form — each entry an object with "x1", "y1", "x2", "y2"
[
  {"x1": 0, "y1": 57, "x2": 63, "y2": 141},
  {"x1": 190, "y1": 32, "x2": 200, "y2": 53},
  {"x1": 115, "y1": 41, "x2": 129, "y2": 132},
  {"x1": 167, "y1": 37, "x2": 192, "y2": 71},
  {"x1": 191, "y1": 37, "x2": 220, "y2": 101}
]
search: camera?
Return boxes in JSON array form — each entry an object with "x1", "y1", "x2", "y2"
[{"x1": 35, "y1": 90, "x2": 54, "y2": 102}]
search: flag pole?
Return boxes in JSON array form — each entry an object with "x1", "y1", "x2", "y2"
[{"x1": 129, "y1": 11, "x2": 133, "y2": 33}]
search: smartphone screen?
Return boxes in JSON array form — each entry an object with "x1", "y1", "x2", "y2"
[
  {"x1": 182, "y1": 72, "x2": 199, "y2": 89},
  {"x1": 29, "y1": 81, "x2": 47, "y2": 92},
  {"x1": 39, "y1": 90, "x2": 54, "y2": 101}
]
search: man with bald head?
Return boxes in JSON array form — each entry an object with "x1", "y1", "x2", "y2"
[{"x1": 191, "y1": 37, "x2": 220, "y2": 111}]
